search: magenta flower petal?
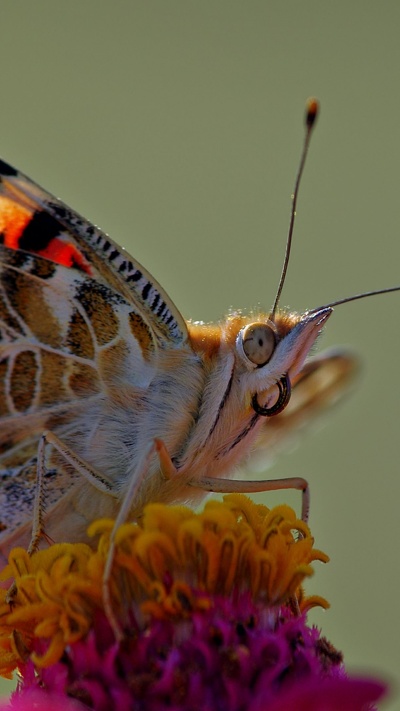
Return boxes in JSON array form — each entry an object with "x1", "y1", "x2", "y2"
[
  {"x1": 266, "y1": 677, "x2": 387, "y2": 711},
  {"x1": 0, "y1": 689, "x2": 85, "y2": 710}
]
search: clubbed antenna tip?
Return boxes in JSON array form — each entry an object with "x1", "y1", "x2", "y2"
[{"x1": 306, "y1": 98, "x2": 319, "y2": 128}]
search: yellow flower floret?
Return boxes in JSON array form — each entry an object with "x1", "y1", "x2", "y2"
[{"x1": 0, "y1": 495, "x2": 328, "y2": 675}]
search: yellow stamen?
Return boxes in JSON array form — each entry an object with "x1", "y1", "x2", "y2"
[{"x1": 0, "y1": 495, "x2": 328, "y2": 674}]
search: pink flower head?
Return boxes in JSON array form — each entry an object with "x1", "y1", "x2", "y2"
[{"x1": 0, "y1": 495, "x2": 387, "y2": 710}]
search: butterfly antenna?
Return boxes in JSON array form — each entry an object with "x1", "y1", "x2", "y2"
[
  {"x1": 308, "y1": 284, "x2": 400, "y2": 312},
  {"x1": 271, "y1": 98, "x2": 319, "y2": 319}
]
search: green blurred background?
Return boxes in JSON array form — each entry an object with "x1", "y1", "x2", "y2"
[{"x1": 0, "y1": 2, "x2": 399, "y2": 706}]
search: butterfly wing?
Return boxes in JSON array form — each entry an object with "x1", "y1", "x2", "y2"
[
  {"x1": 0, "y1": 158, "x2": 188, "y2": 346},
  {"x1": 0, "y1": 158, "x2": 191, "y2": 552},
  {"x1": 0, "y1": 156, "x2": 195, "y2": 463}
]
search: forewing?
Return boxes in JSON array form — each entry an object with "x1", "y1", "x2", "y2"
[{"x1": 0, "y1": 158, "x2": 188, "y2": 346}]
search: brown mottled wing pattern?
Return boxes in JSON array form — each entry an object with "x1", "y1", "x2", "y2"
[
  {"x1": 0, "y1": 248, "x2": 158, "y2": 533},
  {"x1": 0, "y1": 157, "x2": 189, "y2": 546}
]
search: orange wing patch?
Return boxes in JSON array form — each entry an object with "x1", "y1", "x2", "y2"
[
  {"x1": 0, "y1": 194, "x2": 92, "y2": 274},
  {"x1": 0, "y1": 196, "x2": 31, "y2": 248}
]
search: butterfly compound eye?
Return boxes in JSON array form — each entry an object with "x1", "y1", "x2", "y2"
[{"x1": 240, "y1": 323, "x2": 276, "y2": 366}]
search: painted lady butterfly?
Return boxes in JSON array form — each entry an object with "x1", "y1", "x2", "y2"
[{"x1": 0, "y1": 101, "x2": 381, "y2": 560}]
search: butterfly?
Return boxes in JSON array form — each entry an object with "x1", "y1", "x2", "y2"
[{"x1": 0, "y1": 100, "x2": 392, "y2": 563}]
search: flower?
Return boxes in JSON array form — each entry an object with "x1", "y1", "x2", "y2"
[
  {"x1": 0, "y1": 495, "x2": 387, "y2": 710},
  {"x1": 1, "y1": 690, "x2": 83, "y2": 710}
]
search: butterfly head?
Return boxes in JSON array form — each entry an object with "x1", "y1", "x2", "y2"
[{"x1": 212, "y1": 305, "x2": 332, "y2": 418}]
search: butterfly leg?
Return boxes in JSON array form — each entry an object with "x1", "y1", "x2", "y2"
[
  {"x1": 102, "y1": 442, "x2": 157, "y2": 642},
  {"x1": 154, "y1": 437, "x2": 179, "y2": 478},
  {"x1": 102, "y1": 437, "x2": 196, "y2": 640},
  {"x1": 191, "y1": 475, "x2": 310, "y2": 523},
  {"x1": 5, "y1": 431, "x2": 119, "y2": 606},
  {"x1": 151, "y1": 439, "x2": 310, "y2": 523},
  {"x1": 191, "y1": 473, "x2": 310, "y2": 619},
  {"x1": 28, "y1": 429, "x2": 118, "y2": 555},
  {"x1": 103, "y1": 438, "x2": 203, "y2": 639}
]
